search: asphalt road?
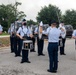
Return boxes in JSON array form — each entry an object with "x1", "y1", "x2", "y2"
[{"x1": 0, "y1": 38, "x2": 76, "y2": 75}]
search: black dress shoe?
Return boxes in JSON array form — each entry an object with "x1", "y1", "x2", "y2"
[
  {"x1": 52, "y1": 70, "x2": 57, "y2": 73},
  {"x1": 47, "y1": 69, "x2": 51, "y2": 72},
  {"x1": 38, "y1": 54, "x2": 41, "y2": 56},
  {"x1": 62, "y1": 53, "x2": 66, "y2": 55},
  {"x1": 21, "y1": 60, "x2": 31, "y2": 63},
  {"x1": 60, "y1": 53, "x2": 66, "y2": 55},
  {"x1": 17, "y1": 55, "x2": 22, "y2": 57},
  {"x1": 11, "y1": 51, "x2": 14, "y2": 53},
  {"x1": 26, "y1": 61, "x2": 31, "y2": 63},
  {"x1": 47, "y1": 69, "x2": 57, "y2": 73},
  {"x1": 60, "y1": 53, "x2": 64, "y2": 55},
  {"x1": 33, "y1": 51, "x2": 36, "y2": 52},
  {"x1": 30, "y1": 50, "x2": 36, "y2": 52},
  {"x1": 20, "y1": 61, "x2": 25, "y2": 63},
  {"x1": 15, "y1": 55, "x2": 18, "y2": 57},
  {"x1": 41, "y1": 54, "x2": 45, "y2": 56}
]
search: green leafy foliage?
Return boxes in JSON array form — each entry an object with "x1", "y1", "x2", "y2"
[
  {"x1": 0, "y1": 2, "x2": 26, "y2": 32},
  {"x1": 63, "y1": 9, "x2": 76, "y2": 29},
  {"x1": 27, "y1": 19, "x2": 38, "y2": 26},
  {"x1": 36, "y1": 4, "x2": 61, "y2": 24}
]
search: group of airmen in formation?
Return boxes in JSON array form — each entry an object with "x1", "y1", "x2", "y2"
[{"x1": 0, "y1": 19, "x2": 76, "y2": 73}]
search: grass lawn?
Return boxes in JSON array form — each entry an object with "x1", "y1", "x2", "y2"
[
  {"x1": 0, "y1": 37, "x2": 10, "y2": 47},
  {"x1": 0, "y1": 32, "x2": 9, "y2": 36}
]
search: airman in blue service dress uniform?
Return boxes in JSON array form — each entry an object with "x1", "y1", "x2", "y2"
[
  {"x1": 16, "y1": 22, "x2": 33, "y2": 63},
  {"x1": 8, "y1": 22, "x2": 15, "y2": 53},
  {"x1": 14, "y1": 19, "x2": 22, "y2": 57},
  {"x1": 42, "y1": 20, "x2": 64, "y2": 73}
]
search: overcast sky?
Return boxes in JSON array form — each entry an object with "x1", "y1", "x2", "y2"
[{"x1": 0, "y1": 0, "x2": 76, "y2": 21}]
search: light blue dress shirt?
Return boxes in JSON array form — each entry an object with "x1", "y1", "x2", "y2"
[
  {"x1": 43, "y1": 27, "x2": 61, "y2": 42},
  {"x1": 8, "y1": 23, "x2": 15, "y2": 36},
  {"x1": 72, "y1": 30, "x2": 76, "y2": 37},
  {"x1": 0, "y1": 25, "x2": 3, "y2": 32},
  {"x1": 34, "y1": 27, "x2": 38, "y2": 33},
  {"x1": 17, "y1": 26, "x2": 31, "y2": 37}
]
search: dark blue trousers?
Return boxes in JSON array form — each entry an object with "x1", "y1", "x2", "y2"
[
  {"x1": 10, "y1": 36, "x2": 15, "y2": 52},
  {"x1": 14, "y1": 37, "x2": 18, "y2": 56},
  {"x1": 17, "y1": 39, "x2": 23, "y2": 56},
  {"x1": 37, "y1": 37, "x2": 44, "y2": 55},
  {"x1": 48, "y1": 43, "x2": 58, "y2": 71},
  {"x1": 14, "y1": 37, "x2": 22, "y2": 56},
  {"x1": 22, "y1": 50, "x2": 29, "y2": 62},
  {"x1": 30, "y1": 37, "x2": 35, "y2": 51},
  {"x1": 60, "y1": 38, "x2": 66, "y2": 54}
]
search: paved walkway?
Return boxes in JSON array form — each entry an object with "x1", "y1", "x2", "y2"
[
  {"x1": 0, "y1": 38, "x2": 76, "y2": 75},
  {"x1": 0, "y1": 35, "x2": 9, "y2": 38}
]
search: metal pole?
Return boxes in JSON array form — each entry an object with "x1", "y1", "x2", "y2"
[
  {"x1": 55, "y1": 8, "x2": 60, "y2": 24},
  {"x1": 15, "y1": 0, "x2": 17, "y2": 18}
]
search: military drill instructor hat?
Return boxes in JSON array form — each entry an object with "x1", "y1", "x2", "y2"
[
  {"x1": 51, "y1": 20, "x2": 57, "y2": 25},
  {"x1": 22, "y1": 19, "x2": 26, "y2": 22},
  {"x1": 22, "y1": 19, "x2": 26, "y2": 25},
  {"x1": 49, "y1": 20, "x2": 57, "y2": 26}
]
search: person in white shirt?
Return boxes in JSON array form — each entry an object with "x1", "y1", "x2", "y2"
[
  {"x1": 58, "y1": 21, "x2": 66, "y2": 55},
  {"x1": 42, "y1": 20, "x2": 63, "y2": 73}
]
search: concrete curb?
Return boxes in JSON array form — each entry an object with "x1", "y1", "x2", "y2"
[
  {"x1": 0, "y1": 35, "x2": 10, "y2": 38},
  {"x1": 0, "y1": 46, "x2": 10, "y2": 50}
]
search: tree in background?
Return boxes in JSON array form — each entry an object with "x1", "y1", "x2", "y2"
[
  {"x1": 15, "y1": 2, "x2": 26, "y2": 20},
  {"x1": 0, "y1": 2, "x2": 26, "y2": 31},
  {"x1": 63, "y1": 9, "x2": 76, "y2": 29},
  {"x1": 36, "y1": 4, "x2": 61, "y2": 24},
  {"x1": 27, "y1": 19, "x2": 38, "y2": 26}
]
